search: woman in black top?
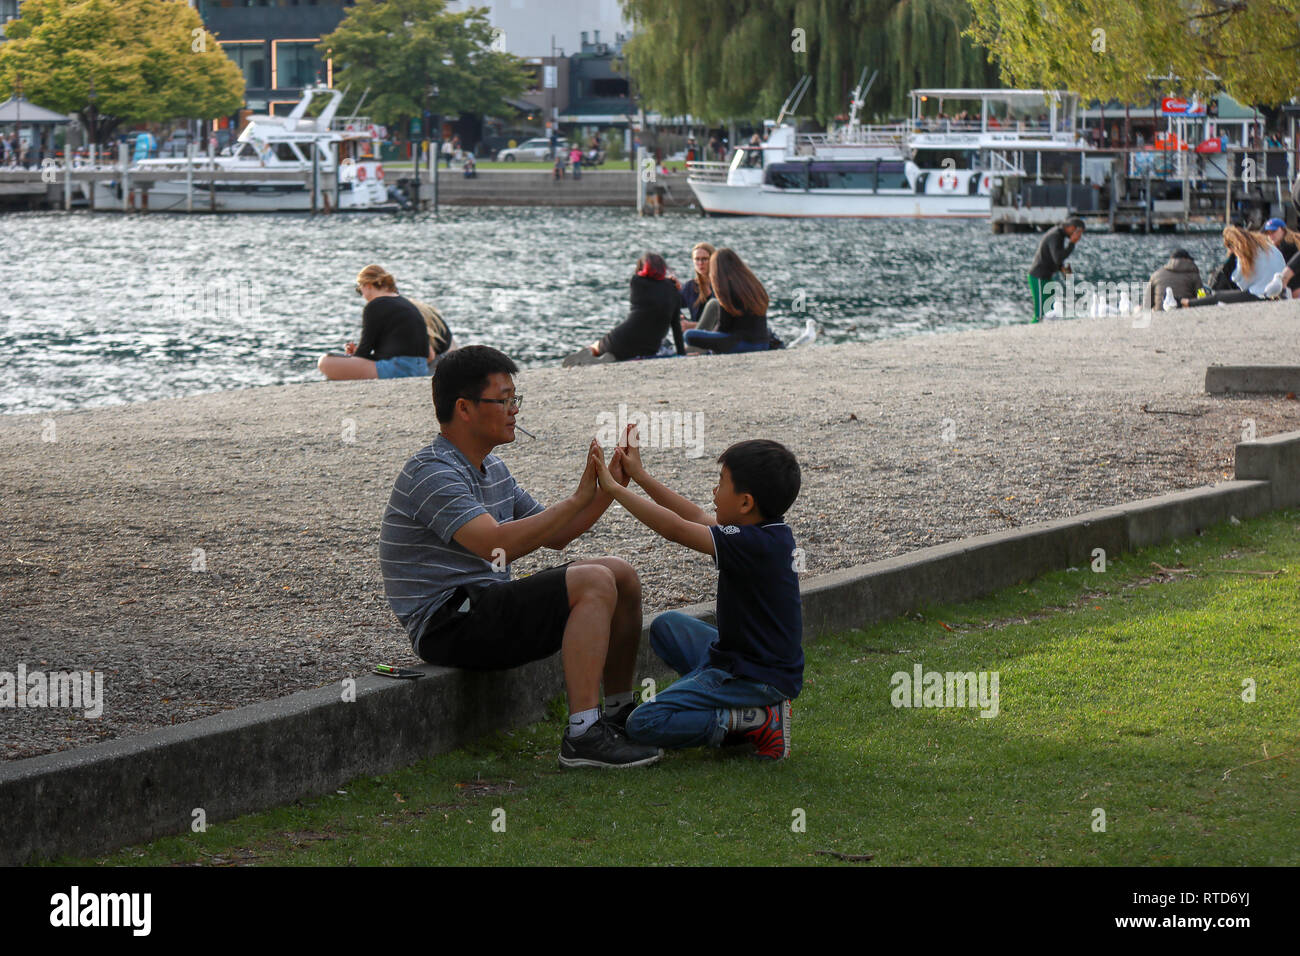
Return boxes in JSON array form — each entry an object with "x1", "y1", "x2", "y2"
[
  {"x1": 562, "y1": 252, "x2": 685, "y2": 365},
  {"x1": 318, "y1": 265, "x2": 430, "y2": 380},
  {"x1": 683, "y1": 248, "x2": 770, "y2": 354}
]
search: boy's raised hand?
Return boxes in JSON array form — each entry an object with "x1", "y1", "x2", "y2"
[
  {"x1": 617, "y1": 423, "x2": 646, "y2": 482},
  {"x1": 589, "y1": 442, "x2": 619, "y2": 494}
]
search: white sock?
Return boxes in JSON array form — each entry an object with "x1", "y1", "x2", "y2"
[
  {"x1": 567, "y1": 707, "x2": 601, "y2": 738},
  {"x1": 728, "y1": 707, "x2": 766, "y2": 732},
  {"x1": 604, "y1": 691, "x2": 636, "y2": 712}
]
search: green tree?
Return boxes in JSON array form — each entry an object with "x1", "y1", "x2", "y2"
[
  {"x1": 320, "y1": 0, "x2": 531, "y2": 137},
  {"x1": 0, "y1": 0, "x2": 244, "y2": 145},
  {"x1": 965, "y1": 0, "x2": 1300, "y2": 106},
  {"x1": 619, "y1": 0, "x2": 997, "y2": 123}
]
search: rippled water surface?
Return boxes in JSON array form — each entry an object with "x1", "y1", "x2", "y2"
[{"x1": 5, "y1": 208, "x2": 1230, "y2": 414}]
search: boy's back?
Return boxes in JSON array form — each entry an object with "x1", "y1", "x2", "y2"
[{"x1": 709, "y1": 521, "x2": 803, "y2": 699}]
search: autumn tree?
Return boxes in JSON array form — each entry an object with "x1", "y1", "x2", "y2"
[
  {"x1": 321, "y1": 0, "x2": 531, "y2": 137},
  {"x1": 0, "y1": 0, "x2": 244, "y2": 144},
  {"x1": 965, "y1": 0, "x2": 1300, "y2": 106}
]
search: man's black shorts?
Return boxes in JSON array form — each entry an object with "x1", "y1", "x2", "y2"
[{"x1": 415, "y1": 563, "x2": 572, "y2": 670}]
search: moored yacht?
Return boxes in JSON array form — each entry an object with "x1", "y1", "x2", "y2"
[{"x1": 89, "y1": 86, "x2": 392, "y2": 212}]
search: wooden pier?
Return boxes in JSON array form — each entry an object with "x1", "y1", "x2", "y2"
[{"x1": 991, "y1": 147, "x2": 1295, "y2": 233}]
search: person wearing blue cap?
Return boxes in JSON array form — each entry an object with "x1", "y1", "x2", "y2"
[{"x1": 1263, "y1": 218, "x2": 1300, "y2": 296}]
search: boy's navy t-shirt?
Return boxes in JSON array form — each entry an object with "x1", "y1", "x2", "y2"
[{"x1": 707, "y1": 521, "x2": 803, "y2": 698}]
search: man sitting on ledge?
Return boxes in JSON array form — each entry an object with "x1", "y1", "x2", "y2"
[{"x1": 379, "y1": 345, "x2": 661, "y2": 769}]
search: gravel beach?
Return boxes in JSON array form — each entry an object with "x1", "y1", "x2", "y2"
[{"x1": 3, "y1": 302, "x2": 1299, "y2": 759}]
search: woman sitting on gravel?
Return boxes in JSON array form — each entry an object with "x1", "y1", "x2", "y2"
[
  {"x1": 680, "y1": 242, "x2": 717, "y2": 330},
  {"x1": 562, "y1": 252, "x2": 685, "y2": 366},
  {"x1": 682, "y1": 248, "x2": 771, "y2": 354},
  {"x1": 1182, "y1": 226, "x2": 1285, "y2": 307},
  {"x1": 318, "y1": 265, "x2": 430, "y2": 380}
]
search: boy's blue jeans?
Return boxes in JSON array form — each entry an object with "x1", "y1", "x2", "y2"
[{"x1": 625, "y1": 611, "x2": 785, "y2": 749}]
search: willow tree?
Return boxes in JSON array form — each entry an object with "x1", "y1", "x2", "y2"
[
  {"x1": 619, "y1": 0, "x2": 997, "y2": 123},
  {"x1": 966, "y1": 0, "x2": 1300, "y2": 105}
]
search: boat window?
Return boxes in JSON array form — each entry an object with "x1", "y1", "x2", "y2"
[
  {"x1": 237, "y1": 143, "x2": 258, "y2": 159},
  {"x1": 764, "y1": 163, "x2": 807, "y2": 189},
  {"x1": 914, "y1": 149, "x2": 974, "y2": 170},
  {"x1": 808, "y1": 162, "x2": 874, "y2": 190},
  {"x1": 273, "y1": 142, "x2": 300, "y2": 162},
  {"x1": 876, "y1": 161, "x2": 909, "y2": 190}
]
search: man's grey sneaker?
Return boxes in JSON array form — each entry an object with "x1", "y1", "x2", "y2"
[{"x1": 559, "y1": 717, "x2": 663, "y2": 769}]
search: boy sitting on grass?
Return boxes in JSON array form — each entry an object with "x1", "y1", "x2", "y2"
[{"x1": 591, "y1": 427, "x2": 803, "y2": 760}]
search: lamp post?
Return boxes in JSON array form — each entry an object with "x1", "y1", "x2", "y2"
[
  {"x1": 88, "y1": 77, "x2": 97, "y2": 167},
  {"x1": 429, "y1": 83, "x2": 440, "y2": 215}
]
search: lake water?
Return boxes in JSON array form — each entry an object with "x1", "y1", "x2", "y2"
[{"x1": 4, "y1": 208, "x2": 1230, "y2": 415}]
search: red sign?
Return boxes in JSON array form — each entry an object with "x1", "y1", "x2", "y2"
[{"x1": 1161, "y1": 97, "x2": 1206, "y2": 116}]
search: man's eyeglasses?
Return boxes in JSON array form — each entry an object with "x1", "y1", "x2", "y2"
[{"x1": 464, "y1": 394, "x2": 523, "y2": 411}]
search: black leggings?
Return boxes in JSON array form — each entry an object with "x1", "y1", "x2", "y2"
[{"x1": 1183, "y1": 290, "x2": 1262, "y2": 307}]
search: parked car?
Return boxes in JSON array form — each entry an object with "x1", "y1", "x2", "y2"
[
  {"x1": 497, "y1": 137, "x2": 569, "y2": 162},
  {"x1": 160, "y1": 133, "x2": 192, "y2": 158}
]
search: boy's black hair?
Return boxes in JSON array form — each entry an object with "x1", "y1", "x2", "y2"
[
  {"x1": 432, "y1": 345, "x2": 519, "y2": 423},
  {"x1": 718, "y1": 439, "x2": 801, "y2": 521}
]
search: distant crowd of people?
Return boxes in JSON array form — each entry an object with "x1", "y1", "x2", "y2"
[
  {"x1": 1027, "y1": 216, "x2": 1300, "y2": 320},
  {"x1": 317, "y1": 243, "x2": 780, "y2": 382},
  {"x1": 561, "y1": 243, "x2": 778, "y2": 366}
]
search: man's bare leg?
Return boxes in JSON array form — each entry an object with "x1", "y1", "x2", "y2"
[
  {"x1": 561, "y1": 563, "x2": 618, "y2": 712},
  {"x1": 570, "y1": 556, "x2": 641, "y2": 696}
]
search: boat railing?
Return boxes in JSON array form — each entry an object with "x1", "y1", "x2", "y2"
[
  {"x1": 908, "y1": 119, "x2": 1074, "y2": 137},
  {"x1": 686, "y1": 161, "x2": 730, "y2": 183},
  {"x1": 798, "y1": 125, "x2": 907, "y2": 151}
]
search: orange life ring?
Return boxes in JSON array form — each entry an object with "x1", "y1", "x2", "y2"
[
  {"x1": 981, "y1": 174, "x2": 991, "y2": 190},
  {"x1": 357, "y1": 165, "x2": 368, "y2": 181},
  {"x1": 375, "y1": 165, "x2": 384, "y2": 181},
  {"x1": 938, "y1": 171, "x2": 959, "y2": 191}
]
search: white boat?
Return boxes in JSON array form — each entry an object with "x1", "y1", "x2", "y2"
[
  {"x1": 88, "y1": 85, "x2": 393, "y2": 212},
  {"x1": 687, "y1": 73, "x2": 991, "y2": 219},
  {"x1": 686, "y1": 79, "x2": 1084, "y2": 219}
]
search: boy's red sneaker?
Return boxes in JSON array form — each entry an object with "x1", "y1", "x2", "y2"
[{"x1": 726, "y1": 700, "x2": 791, "y2": 760}]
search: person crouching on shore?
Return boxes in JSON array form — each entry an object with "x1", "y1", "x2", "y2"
[
  {"x1": 318, "y1": 265, "x2": 430, "y2": 380},
  {"x1": 1028, "y1": 218, "x2": 1084, "y2": 322}
]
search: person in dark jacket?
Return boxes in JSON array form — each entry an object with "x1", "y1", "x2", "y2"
[
  {"x1": 318, "y1": 265, "x2": 430, "y2": 380},
  {"x1": 1144, "y1": 249, "x2": 1203, "y2": 309},
  {"x1": 682, "y1": 248, "x2": 771, "y2": 354},
  {"x1": 563, "y1": 253, "x2": 685, "y2": 366},
  {"x1": 1028, "y1": 217, "x2": 1084, "y2": 322},
  {"x1": 1263, "y1": 218, "x2": 1300, "y2": 295}
]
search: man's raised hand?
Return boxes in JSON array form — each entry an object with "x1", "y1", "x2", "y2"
[{"x1": 575, "y1": 439, "x2": 601, "y2": 504}]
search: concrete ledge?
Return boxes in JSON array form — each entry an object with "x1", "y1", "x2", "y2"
[
  {"x1": 1205, "y1": 365, "x2": 1300, "y2": 394},
  {"x1": 4, "y1": 430, "x2": 1298, "y2": 865}
]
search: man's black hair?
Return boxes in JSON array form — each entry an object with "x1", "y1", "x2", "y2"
[
  {"x1": 1064, "y1": 217, "x2": 1085, "y2": 231},
  {"x1": 432, "y1": 345, "x2": 518, "y2": 423},
  {"x1": 717, "y1": 439, "x2": 801, "y2": 521},
  {"x1": 1170, "y1": 248, "x2": 1192, "y2": 260}
]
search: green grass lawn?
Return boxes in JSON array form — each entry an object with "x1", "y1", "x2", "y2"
[{"x1": 70, "y1": 511, "x2": 1299, "y2": 866}]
